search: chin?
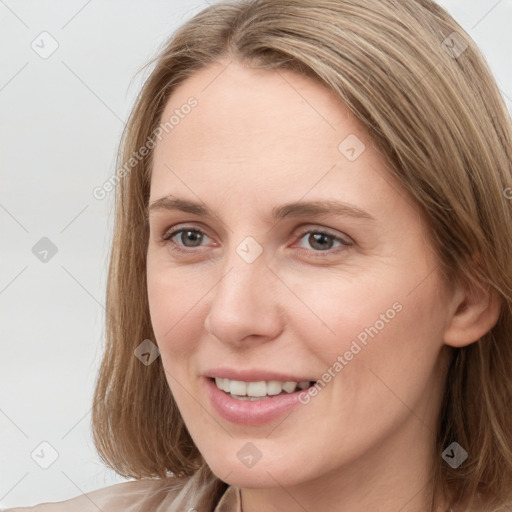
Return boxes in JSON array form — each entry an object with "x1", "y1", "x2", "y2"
[
  {"x1": 211, "y1": 461, "x2": 296, "y2": 488},
  {"x1": 201, "y1": 445, "x2": 312, "y2": 489}
]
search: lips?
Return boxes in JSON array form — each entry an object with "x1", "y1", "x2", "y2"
[
  {"x1": 203, "y1": 369, "x2": 317, "y2": 425},
  {"x1": 204, "y1": 368, "x2": 316, "y2": 384}
]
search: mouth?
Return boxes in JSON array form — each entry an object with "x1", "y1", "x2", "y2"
[
  {"x1": 204, "y1": 372, "x2": 319, "y2": 425},
  {"x1": 212, "y1": 377, "x2": 316, "y2": 401}
]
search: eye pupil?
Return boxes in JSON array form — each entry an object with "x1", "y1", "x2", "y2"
[
  {"x1": 309, "y1": 232, "x2": 333, "y2": 251},
  {"x1": 181, "y1": 230, "x2": 203, "y2": 247}
]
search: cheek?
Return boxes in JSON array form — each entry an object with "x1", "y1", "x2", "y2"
[
  {"x1": 146, "y1": 263, "x2": 206, "y2": 358},
  {"x1": 294, "y1": 268, "x2": 446, "y2": 393},
  {"x1": 282, "y1": 269, "x2": 404, "y2": 357},
  {"x1": 146, "y1": 269, "x2": 204, "y2": 412}
]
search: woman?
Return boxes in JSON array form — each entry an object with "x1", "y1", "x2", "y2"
[{"x1": 7, "y1": 0, "x2": 512, "y2": 510}]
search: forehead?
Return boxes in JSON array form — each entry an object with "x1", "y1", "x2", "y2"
[
  {"x1": 154, "y1": 60, "x2": 370, "y2": 163},
  {"x1": 166, "y1": 59, "x2": 352, "y2": 121},
  {"x1": 147, "y1": 61, "x2": 437, "y2": 266},
  {"x1": 150, "y1": 61, "x2": 393, "y2": 198}
]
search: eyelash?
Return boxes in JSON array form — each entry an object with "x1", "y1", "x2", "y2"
[{"x1": 159, "y1": 225, "x2": 353, "y2": 257}]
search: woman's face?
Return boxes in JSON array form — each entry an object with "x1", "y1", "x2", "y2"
[{"x1": 146, "y1": 60, "x2": 453, "y2": 492}]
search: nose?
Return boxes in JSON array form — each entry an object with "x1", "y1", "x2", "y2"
[{"x1": 204, "y1": 245, "x2": 284, "y2": 347}]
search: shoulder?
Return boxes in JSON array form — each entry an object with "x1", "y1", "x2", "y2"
[
  {"x1": 1, "y1": 476, "x2": 189, "y2": 512},
  {"x1": 2, "y1": 465, "x2": 233, "y2": 512}
]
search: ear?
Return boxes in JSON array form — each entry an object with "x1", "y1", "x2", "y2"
[{"x1": 443, "y1": 277, "x2": 502, "y2": 348}]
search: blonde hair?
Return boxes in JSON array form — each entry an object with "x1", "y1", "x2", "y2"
[{"x1": 91, "y1": 1, "x2": 512, "y2": 510}]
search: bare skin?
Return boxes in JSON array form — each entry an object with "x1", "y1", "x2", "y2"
[{"x1": 146, "y1": 59, "x2": 500, "y2": 512}]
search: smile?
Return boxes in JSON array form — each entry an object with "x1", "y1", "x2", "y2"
[
  {"x1": 214, "y1": 377, "x2": 313, "y2": 400},
  {"x1": 205, "y1": 376, "x2": 317, "y2": 425}
]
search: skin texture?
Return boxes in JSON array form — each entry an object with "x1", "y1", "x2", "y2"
[{"x1": 146, "y1": 60, "x2": 501, "y2": 512}]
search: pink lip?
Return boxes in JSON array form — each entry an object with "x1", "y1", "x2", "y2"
[
  {"x1": 204, "y1": 377, "x2": 312, "y2": 426},
  {"x1": 204, "y1": 368, "x2": 314, "y2": 382}
]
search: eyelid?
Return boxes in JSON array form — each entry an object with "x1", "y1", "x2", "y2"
[
  {"x1": 293, "y1": 225, "x2": 353, "y2": 244},
  {"x1": 160, "y1": 221, "x2": 211, "y2": 239},
  {"x1": 159, "y1": 223, "x2": 354, "y2": 254},
  {"x1": 294, "y1": 224, "x2": 356, "y2": 250},
  {"x1": 162, "y1": 225, "x2": 213, "y2": 244}
]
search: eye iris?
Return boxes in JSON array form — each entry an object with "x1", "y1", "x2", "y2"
[
  {"x1": 181, "y1": 230, "x2": 203, "y2": 247},
  {"x1": 308, "y1": 232, "x2": 333, "y2": 250}
]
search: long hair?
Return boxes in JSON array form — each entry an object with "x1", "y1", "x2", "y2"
[{"x1": 91, "y1": 1, "x2": 512, "y2": 510}]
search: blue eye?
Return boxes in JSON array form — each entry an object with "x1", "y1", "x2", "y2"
[
  {"x1": 163, "y1": 228, "x2": 210, "y2": 248},
  {"x1": 160, "y1": 226, "x2": 352, "y2": 256}
]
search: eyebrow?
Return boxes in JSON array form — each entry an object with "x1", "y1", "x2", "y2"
[{"x1": 147, "y1": 196, "x2": 375, "y2": 222}]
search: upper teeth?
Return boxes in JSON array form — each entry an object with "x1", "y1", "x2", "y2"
[{"x1": 215, "y1": 378, "x2": 310, "y2": 397}]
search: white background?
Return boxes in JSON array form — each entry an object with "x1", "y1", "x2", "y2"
[{"x1": 1, "y1": 0, "x2": 511, "y2": 507}]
